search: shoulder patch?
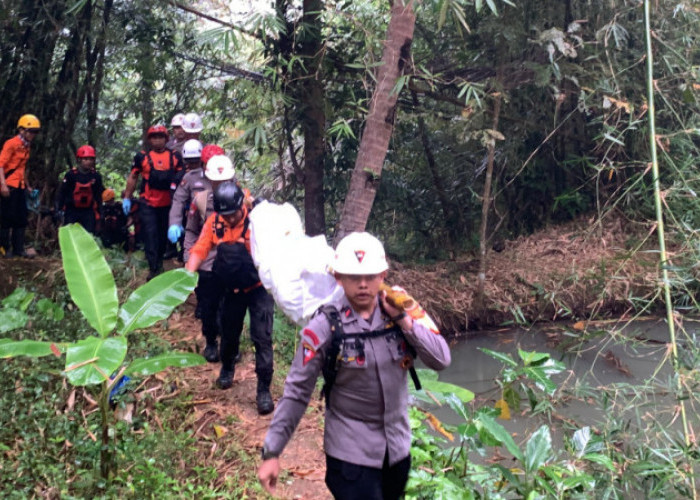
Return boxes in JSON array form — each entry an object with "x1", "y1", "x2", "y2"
[
  {"x1": 302, "y1": 328, "x2": 319, "y2": 346},
  {"x1": 302, "y1": 342, "x2": 317, "y2": 366}
]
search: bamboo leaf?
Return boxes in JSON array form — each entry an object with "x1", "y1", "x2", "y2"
[
  {"x1": 59, "y1": 224, "x2": 118, "y2": 337},
  {"x1": 485, "y1": 0, "x2": 498, "y2": 15},
  {"x1": 117, "y1": 269, "x2": 197, "y2": 335}
]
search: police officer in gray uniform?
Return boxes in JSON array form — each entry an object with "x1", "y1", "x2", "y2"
[
  {"x1": 167, "y1": 139, "x2": 207, "y2": 250},
  {"x1": 258, "y1": 232, "x2": 451, "y2": 500}
]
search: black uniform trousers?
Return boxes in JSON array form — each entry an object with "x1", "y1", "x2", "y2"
[
  {"x1": 219, "y1": 284, "x2": 274, "y2": 382},
  {"x1": 325, "y1": 452, "x2": 411, "y2": 500},
  {"x1": 139, "y1": 203, "x2": 169, "y2": 273},
  {"x1": 65, "y1": 208, "x2": 97, "y2": 234},
  {"x1": 196, "y1": 270, "x2": 222, "y2": 345},
  {"x1": 0, "y1": 187, "x2": 28, "y2": 254}
]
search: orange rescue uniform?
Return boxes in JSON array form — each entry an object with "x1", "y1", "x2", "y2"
[
  {"x1": 190, "y1": 205, "x2": 250, "y2": 263},
  {"x1": 0, "y1": 136, "x2": 30, "y2": 188}
]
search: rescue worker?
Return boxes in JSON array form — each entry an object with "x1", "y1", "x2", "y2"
[
  {"x1": 0, "y1": 114, "x2": 40, "y2": 258},
  {"x1": 123, "y1": 124, "x2": 183, "y2": 280},
  {"x1": 184, "y1": 152, "x2": 241, "y2": 359},
  {"x1": 258, "y1": 232, "x2": 451, "y2": 500},
  {"x1": 186, "y1": 181, "x2": 275, "y2": 415},
  {"x1": 100, "y1": 189, "x2": 127, "y2": 250},
  {"x1": 56, "y1": 145, "x2": 104, "y2": 234},
  {"x1": 181, "y1": 112, "x2": 203, "y2": 141},
  {"x1": 166, "y1": 113, "x2": 186, "y2": 155}
]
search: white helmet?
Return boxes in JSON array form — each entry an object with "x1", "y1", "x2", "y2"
[
  {"x1": 182, "y1": 139, "x2": 203, "y2": 159},
  {"x1": 333, "y1": 232, "x2": 388, "y2": 275},
  {"x1": 205, "y1": 155, "x2": 235, "y2": 181},
  {"x1": 170, "y1": 113, "x2": 185, "y2": 127},
  {"x1": 182, "y1": 112, "x2": 203, "y2": 133}
]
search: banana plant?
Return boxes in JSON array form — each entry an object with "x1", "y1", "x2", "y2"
[{"x1": 0, "y1": 224, "x2": 204, "y2": 479}]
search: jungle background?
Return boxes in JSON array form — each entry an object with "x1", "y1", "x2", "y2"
[{"x1": 1, "y1": 0, "x2": 700, "y2": 498}]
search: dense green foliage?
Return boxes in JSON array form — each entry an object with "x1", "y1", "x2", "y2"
[
  {"x1": 1, "y1": 0, "x2": 697, "y2": 261},
  {"x1": 1, "y1": 0, "x2": 700, "y2": 497}
]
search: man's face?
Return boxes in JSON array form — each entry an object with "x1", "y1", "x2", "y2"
[
  {"x1": 172, "y1": 126, "x2": 186, "y2": 141},
  {"x1": 21, "y1": 128, "x2": 39, "y2": 143},
  {"x1": 185, "y1": 158, "x2": 201, "y2": 171},
  {"x1": 185, "y1": 132, "x2": 200, "y2": 141},
  {"x1": 78, "y1": 157, "x2": 95, "y2": 172},
  {"x1": 149, "y1": 135, "x2": 167, "y2": 151},
  {"x1": 221, "y1": 209, "x2": 243, "y2": 228},
  {"x1": 335, "y1": 272, "x2": 386, "y2": 311}
]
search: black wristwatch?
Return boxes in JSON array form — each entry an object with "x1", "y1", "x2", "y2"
[{"x1": 261, "y1": 445, "x2": 279, "y2": 460}]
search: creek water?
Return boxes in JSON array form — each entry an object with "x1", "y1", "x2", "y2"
[{"x1": 425, "y1": 317, "x2": 699, "y2": 453}]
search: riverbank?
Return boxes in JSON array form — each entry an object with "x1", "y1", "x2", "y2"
[{"x1": 389, "y1": 212, "x2": 665, "y2": 334}]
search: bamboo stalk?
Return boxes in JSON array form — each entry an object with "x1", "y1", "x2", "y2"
[{"x1": 643, "y1": 2, "x2": 696, "y2": 496}]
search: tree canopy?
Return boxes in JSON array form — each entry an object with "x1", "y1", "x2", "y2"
[{"x1": 0, "y1": 0, "x2": 698, "y2": 259}]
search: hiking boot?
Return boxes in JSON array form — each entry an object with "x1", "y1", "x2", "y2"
[
  {"x1": 203, "y1": 343, "x2": 219, "y2": 363},
  {"x1": 216, "y1": 369, "x2": 234, "y2": 389},
  {"x1": 256, "y1": 389, "x2": 274, "y2": 415}
]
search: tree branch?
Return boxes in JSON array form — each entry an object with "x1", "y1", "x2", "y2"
[{"x1": 169, "y1": 1, "x2": 261, "y2": 40}]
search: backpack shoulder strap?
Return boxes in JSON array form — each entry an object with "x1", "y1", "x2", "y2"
[{"x1": 319, "y1": 305, "x2": 344, "y2": 409}]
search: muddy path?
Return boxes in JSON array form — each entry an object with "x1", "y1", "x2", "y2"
[{"x1": 163, "y1": 307, "x2": 331, "y2": 499}]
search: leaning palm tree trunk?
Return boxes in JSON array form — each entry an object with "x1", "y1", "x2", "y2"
[{"x1": 335, "y1": 0, "x2": 416, "y2": 244}]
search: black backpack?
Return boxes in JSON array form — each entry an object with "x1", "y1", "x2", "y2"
[
  {"x1": 212, "y1": 215, "x2": 260, "y2": 291},
  {"x1": 144, "y1": 150, "x2": 175, "y2": 190}
]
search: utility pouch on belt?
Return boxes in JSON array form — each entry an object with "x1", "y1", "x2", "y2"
[{"x1": 319, "y1": 305, "x2": 421, "y2": 409}]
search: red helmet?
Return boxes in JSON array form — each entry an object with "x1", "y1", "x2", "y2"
[
  {"x1": 76, "y1": 145, "x2": 96, "y2": 158},
  {"x1": 147, "y1": 125, "x2": 169, "y2": 138},
  {"x1": 201, "y1": 144, "x2": 225, "y2": 165}
]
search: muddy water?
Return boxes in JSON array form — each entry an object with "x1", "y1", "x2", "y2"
[{"x1": 426, "y1": 318, "x2": 694, "y2": 448}]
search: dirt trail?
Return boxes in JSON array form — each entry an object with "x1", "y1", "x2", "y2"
[{"x1": 164, "y1": 308, "x2": 331, "y2": 500}]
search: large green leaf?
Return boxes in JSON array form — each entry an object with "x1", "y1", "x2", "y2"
[
  {"x1": 0, "y1": 339, "x2": 65, "y2": 358},
  {"x1": 524, "y1": 425, "x2": 552, "y2": 474},
  {"x1": 478, "y1": 347, "x2": 518, "y2": 367},
  {"x1": 65, "y1": 336, "x2": 127, "y2": 386},
  {"x1": 420, "y1": 379, "x2": 475, "y2": 403},
  {"x1": 59, "y1": 224, "x2": 118, "y2": 336},
  {"x1": 117, "y1": 268, "x2": 197, "y2": 335},
  {"x1": 477, "y1": 414, "x2": 524, "y2": 462},
  {"x1": 523, "y1": 366, "x2": 557, "y2": 395},
  {"x1": 125, "y1": 351, "x2": 206, "y2": 377},
  {"x1": 0, "y1": 309, "x2": 29, "y2": 333}
]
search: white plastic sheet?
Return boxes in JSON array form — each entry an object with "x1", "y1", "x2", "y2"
[{"x1": 249, "y1": 201, "x2": 343, "y2": 325}]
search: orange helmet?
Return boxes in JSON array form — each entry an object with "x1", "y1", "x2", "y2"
[
  {"x1": 76, "y1": 145, "x2": 96, "y2": 158},
  {"x1": 102, "y1": 188, "x2": 115, "y2": 202},
  {"x1": 147, "y1": 125, "x2": 169, "y2": 138}
]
